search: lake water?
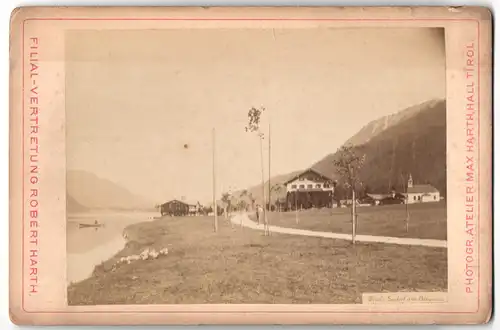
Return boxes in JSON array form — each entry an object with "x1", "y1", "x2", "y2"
[{"x1": 67, "y1": 211, "x2": 159, "y2": 285}]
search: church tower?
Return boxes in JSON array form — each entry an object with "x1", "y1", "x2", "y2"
[{"x1": 408, "y1": 173, "x2": 414, "y2": 188}]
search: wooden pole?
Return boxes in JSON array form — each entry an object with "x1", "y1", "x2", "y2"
[
  {"x1": 295, "y1": 192, "x2": 299, "y2": 224},
  {"x1": 400, "y1": 173, "x2": 410, "y2": 233},
  {"x1": 352, "y1": 189, "x2": 356, "y2": 244},
  {"x1": 212, "y1": 128, "x2": 218, "y2": 233},
  {"x1": 267, "y1": 122, "x2": 271, "y2": 235},
  {"x1": 259, "y1": 135, "x2": 267, "y2": 230},
  {"x1": 229, "y1": 187, "x2": 234, "y2": 229},
  {"x1": 405, "y1": 198, "x2": 410, "y2": 233},
  {"x1": 388, "y1": 139, "x2": 396, "y2": 191},
  {"x1": 404, "y1": 173, "x2": 410, "y2": 233}
]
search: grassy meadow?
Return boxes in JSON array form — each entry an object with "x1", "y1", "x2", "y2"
[
  {"x1": 68, "y1": 213, "x2": 447, "y2": 305},
  {"x1": 258, "y1": 201, "x2": 447, "y2": 241}
]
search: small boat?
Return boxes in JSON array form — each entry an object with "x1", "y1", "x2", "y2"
[{"x1": 79, "y1": 220, "x2": 103, "y2": 229}]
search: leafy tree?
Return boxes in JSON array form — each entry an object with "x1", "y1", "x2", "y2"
[
  {"x1": 204, "y1": 206, "x2": 211, "y2": 216},
  {"x1": 221, "y1": 192, "x2": 231, "y2": 217},
  {"x1": 333, "y1": 145, "x2": 366, "y2": 193},
  {"x1": 245, "y1": 106, "x2": 266, "y2": 134},
  {"x1": 271, "y1": 183, "x2": 284, "y2": 195},
  {"x1": 248, "y1": 192, "x2": 256, "y2": 210},
  {"x1": 271, "y1": 184, "x2": 285, "y2": 211},
  {"x1": 237, "y1": 199, "x2": 248, "y2": 211},
  {"x1": 333, "y1": 144, "x2": 366, "y2": 244}
]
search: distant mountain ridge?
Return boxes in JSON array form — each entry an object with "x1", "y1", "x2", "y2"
[
  {"x1": 66, "y1": 194, "x2": 88, "y2": 213},
  {"x1": 66, "y1": 170, "x2": 153, "y2": 213},
  {"x1": 312, "y1": 99, "x2": 446, "y2": 196},
  {"x1": 240, "y1": 98, "x2": 446, "y2": 202},
  {"x1": 343, "y1": 99, "x2": 444, "y2": 146}
]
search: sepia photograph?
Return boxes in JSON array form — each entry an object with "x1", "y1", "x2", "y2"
[
  {"x1": 8, "y1": 5, "x2": 493, "y2": 325},
  {"x1": 64, "y1": 27, "x2": 448, "y2": 305}
]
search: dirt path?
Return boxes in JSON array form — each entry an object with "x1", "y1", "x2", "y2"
[{"x1": 231, "y1": 213, "x2": 447, "y2": 248}]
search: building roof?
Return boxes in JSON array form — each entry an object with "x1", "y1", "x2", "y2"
[
  {"x1": 162, "y1": 199, "x2": 200, "y2": 207},
  {"x1": 407, "y1": 184, "x2": 439, "y2": 194},
  {"x1": 283, "y1": 168, "x2": 335, "y2": 185},
  {"x1": 162, "y1": 199, "x2": 187, "y2": 206}
]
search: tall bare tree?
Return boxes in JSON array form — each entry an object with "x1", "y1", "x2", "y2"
[
  {"x1": 245, "y1": 106, "x2": 269, "y2": 235},
  {"x1": 333, "y1": 145, "x2": 366, "y2": 244}
]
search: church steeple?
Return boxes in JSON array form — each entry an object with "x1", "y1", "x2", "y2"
[{"x1": 408, "y1": 173, "x2": 413, "y2": 188}]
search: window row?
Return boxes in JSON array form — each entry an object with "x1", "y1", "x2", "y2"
[
  {"x1": 412, "y1": 195, "x2": 438, "y2": 201},
  {"x1": 290, "y1": 183, "x2": 330, "y2": 189}
]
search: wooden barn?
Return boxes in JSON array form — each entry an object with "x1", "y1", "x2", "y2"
[{"x1": 160, "y1": 199, "x2": 190, "y2": 216}]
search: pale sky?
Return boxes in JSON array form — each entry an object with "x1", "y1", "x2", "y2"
[{"x1": 66, "y1": 28, "x2": 445, "y2": 204}]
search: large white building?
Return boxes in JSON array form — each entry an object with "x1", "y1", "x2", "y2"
[
  {"x1": 283, "y1": 168, "x2": 335, "y2": 209},
  {"x1": 406, "y1": 174, "x2": 440, "y2": 204}
]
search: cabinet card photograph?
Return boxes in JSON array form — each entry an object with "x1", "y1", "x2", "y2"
[{"x1": 9, "y1": 6, "x2": 492, "y2": 325}]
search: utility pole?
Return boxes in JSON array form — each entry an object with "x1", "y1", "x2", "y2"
[
  {"x1": 349, "y1": 163, "x2": 356, "y2": 245},
  {"x1": 401, "y1": 173, "x2": 410, "y2": 233},
  {"x1": 259, "y1": 133, "x2": 268, "y2": 234},
  {"x1": 388, "y1": 138, "x2": 397, "y2": 191},
  {"x1": 352, "y1": 188, "x2": 356, "y2": 244},
  {"x1": 228, "y1": 185, "x2": 234, "y2": 228},
  {"x1": 267, "y1": 121, "x2": 271, "y2": 235},
  {"x1": 405, "y1": 185, "x2": 410, "y2": 233},
  {"x1": 212, "y1": 128, "x2": 218, "y2": 233},
  {"x1": 295, "y1": 192, "x2": 299, "y2": 224}
]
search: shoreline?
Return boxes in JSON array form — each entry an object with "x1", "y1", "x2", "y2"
[
  {"x1": 67, "y1": 233, "x2": 128, "y2": 285},
  {"x1": 67, "y1": 214, "x2": 160, "y2": 285}
]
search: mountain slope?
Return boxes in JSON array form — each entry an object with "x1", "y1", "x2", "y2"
[
  {"x1": 360, "y1": 99, "x2": 446, "y2": 194},
  {"x1": 240, "y1": 98, "x2": 446, "y2": 203},
  {"x1": 67, "y1": 194, "x2": 88, "y2": 213},
  {"x1": 67, "y1": 170, "x2": 153, "y2": 211},
  {"x1": 344, "y1": 99, "x2": 443, "y2": 146},
  {"x1": 311, "y1": 99, "x2": 446, "y2": 196}
]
